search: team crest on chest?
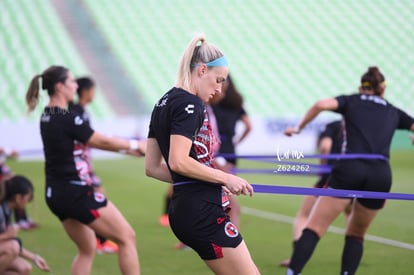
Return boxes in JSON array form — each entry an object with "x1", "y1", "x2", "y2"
[
  {"x1": 94, "y1": 192, "x2": 106, "y2": 203},
  {"x1": 224, "y1": 222, "x2": 239, "y2": 238}
]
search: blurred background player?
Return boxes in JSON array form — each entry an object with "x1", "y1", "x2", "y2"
[
  {"x1": 0, "y1": 175, "x2": 50, "y2": 273},
  {"x1": 26, "y1": 65, "x2": 145, "y2": 275},
  {"x1": 210, "y1": 74, "x2": 252, "y2": 229},
  {"x1": 69, "y1": 77, "x2": 119, "y2": 254},
  {"x1": 279, "y1": 119, "x2": 352, "y2": 267},
  {"x1": 145, "y1": 34, "x2": 259, "y2": 274},
  {"x1": 0, "y1": 147, "x2": 37, "y2": 230},
  {"x1": 284, "y1": 66, "x2": 414, "y2": 275}
]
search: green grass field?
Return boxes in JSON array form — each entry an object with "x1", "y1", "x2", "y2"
[{"x1": 8, "y1": 150, "x2": 414, "y2": 275}]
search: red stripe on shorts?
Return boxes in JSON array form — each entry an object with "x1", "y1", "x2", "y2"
[
  {"x1": 211, "y1": 243, "x2": 223, "y2": 258},
  {"x1": 90, "y1": 209, "x2": 100, "y2": 219}
]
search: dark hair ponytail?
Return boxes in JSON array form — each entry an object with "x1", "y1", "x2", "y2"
[
  {"x1": 25, "y1": 65, "x2": 69, "y2": 113},
  {"x1": 1, "y1": 175, "x2": 34, "y2": 202},
  {"x1": 361, "y1": 66, "x2": 386, "y2": 95},
  {"x1": 217, "y1": 75, "x2": 243, "y2": 110},
  {"x1": 76, "y1": 77, "x2": 95, "y2": 98}
]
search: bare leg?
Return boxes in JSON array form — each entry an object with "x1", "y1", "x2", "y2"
[
  {"x1": 287, "y1": 196, "x2": 352, "y2": 274},
  {"x1": 62, "y1": 219, "x2": 96, "y2": 275},
  {"x1": 89, "y1": 201, "x2": 140, "y2": 275},
  {"x1": 204, "y1": 240, "x2": 260, "y2": 275},
  {"x1": 307, "y1": 196, "x2": 352, "y2": 237},
  {"x1": 293, "y1": 195, "x2": 317, "y2": 240},
  {"x1": 0, "y1": 240, "x2": 20, "y2": 274},
  {"x1": 340, "y1": 201, "x2": 379, "y2": 275},
  {"x1": 279, "y1": 195, "x2": 317, "y2": 267}
]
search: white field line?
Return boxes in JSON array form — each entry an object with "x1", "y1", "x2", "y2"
[{"x1": 242, "y1": 206, "x2": 414, "y2": 251}]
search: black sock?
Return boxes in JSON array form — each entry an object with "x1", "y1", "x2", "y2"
[
  {"x1": 293, "y1": 240, "x2": 298, "y2": 250},
  {"x1": 341, "y1": 235, "x2": 364, "y2": 275},
  {"x1": 14, "y1": 208, "x2": 28, "y2": 222},
  {"x1": 288, "y1": 228, "x2": 320, "y2": 274},
  {"x1": 164, "y1": 194, "x2": 171, "y2": 215},
  {"x1": 96, "y1": 233, "x2": 107, "y2": 244}
]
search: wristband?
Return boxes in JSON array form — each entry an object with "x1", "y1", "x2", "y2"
[
  {"x1": 293, "y1": 126, "x2": 301, "y2": 134},
  {"x1": 129, "y1": 140, "x2": 139, "y2": 150}
]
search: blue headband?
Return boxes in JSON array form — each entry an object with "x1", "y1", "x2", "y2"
[{"x1": 191, "y1": 56, "x2": 229, "y2": 68}]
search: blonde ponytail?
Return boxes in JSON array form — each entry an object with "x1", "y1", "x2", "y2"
[
  {"x1": 26, "y1": 74, "x2": 42, "y2": 113},
  {"x1": 175, "y1": 33, "x2": 225, "y2": 91}
]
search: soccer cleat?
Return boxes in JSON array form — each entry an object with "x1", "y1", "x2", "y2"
[
  {"x1": 159, "y1": 214, "x2": 170, "y2": 227},
  {"x1": 17, "y1": 219, "x2": 38, "y2": 230},
  {"x1": 97, "y1": 239, "x2": 119, "y2": 254}
]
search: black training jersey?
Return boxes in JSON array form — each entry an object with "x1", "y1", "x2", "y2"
[
  {"x1": 317, "y1": 120, "x2": 343, "y2": 165},
  {"x1": 40, "y1": 107, "x2": 94, "y2": 184},
  {"x1": 318, "y1": 120, "x2": 343, "y2": 154},
  {"x1": 212, "y1": 105, "x2": 246, "y2": 153},
  {"x1": 68, "y1": 103, "x2": 91, "y2": 127},
  {"x1": 334, "y1": 94, "x2": 414, "y2": 157},
  {"x1": 148, "y1": 87, "x2": 215, "y2": 183},
  {"x1": 68, "y1": 103, "x2": 95, "y2": 177}
]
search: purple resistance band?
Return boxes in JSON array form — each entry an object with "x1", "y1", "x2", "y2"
[
  {"x1": 216, "y1": 153, "x2": 413, "y2": 200},
  {"x1": 251, "y1": 184, "x2": 414, "y2": 201},
  {"x1": 216, "y1": 153, "x2": 388, "y2": 161}
]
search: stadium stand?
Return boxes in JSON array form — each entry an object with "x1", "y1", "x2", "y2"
[
  {"x1": 83, "y1": 0, "x2": 414, "y2": 117},
  {"x1": 0, "y1": 0, "x2": 114, "y2": 121},
  {"x1": 1, "y1": 1, "x2": 413, "y2": 120}
]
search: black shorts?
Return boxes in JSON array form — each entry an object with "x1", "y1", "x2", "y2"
[
  {"x1": 219, "y1": 143, "x2": 237, "y2": 165},
  {"x1": 45, "y1": 182, "x2": 108, "y2": 224},
  {"x1": 314, "y1": 173, "x2": 330, "y2": 188},
  {"x1": 328, "y1": 159, "x2": 391, "y2": 209},
  {"x1": 170, "y1": 182, "x2": 243, "y2": 260}
]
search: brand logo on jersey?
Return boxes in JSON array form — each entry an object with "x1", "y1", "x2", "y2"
[
  {"x1": 94, "y1": 192, "x2": 106, "y2": 203},
  {"x1": 224, "y1": 222, "x2": 239, "y2": 238},
  {"x1": 74, "y1": 116, "x2": 84, "y2": 125},
  {"x1": 184, "y1": 104, "x2": 194, "y2": 114},
  {"x1": 156, "y1": 98, "x2": 168, "y2": 107}
]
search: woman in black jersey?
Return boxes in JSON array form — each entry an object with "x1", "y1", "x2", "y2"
[
  {"x1": 69, "y1": 77, "x2": 120, "y2": 254},
  {"x1": 210, "y1": 75, "x2": 252, "y2": 229},
  {"x1": 145, "y1": 34, "x2": 259, "y2": 275},
  {"x1": 25, "y1": 66, "x2": 145, "y2": 275},
  {"x1": 284, "y1": 67, "x2": 414, "y2": 275},
  {"x1": 279, "y1": 120, "x2": 352, "y2": 268}
]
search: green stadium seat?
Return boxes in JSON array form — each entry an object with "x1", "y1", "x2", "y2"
[
  {"x1": 0, "y1": 0, "x2": 115, "y2": 121},
  {"x1": 84, "y1": 0, "x2": 414, "y2": 117}
]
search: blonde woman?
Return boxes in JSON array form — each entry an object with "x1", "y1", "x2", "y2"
[{"x1": 145, "y1": 34, "x2": 260, "y2": 275}]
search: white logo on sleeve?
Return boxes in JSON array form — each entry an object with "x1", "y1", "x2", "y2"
[
  {"x1": 184, "y1": 104, "x2": 195, "y2": 114},
  {"x1": 74, "y1": 116, "x2": 84, "y2": 125}
]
